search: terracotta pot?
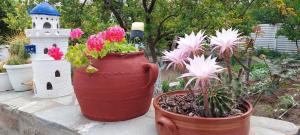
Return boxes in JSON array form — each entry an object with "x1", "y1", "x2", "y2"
[
  {"x1": 153, "y1": 90, "x2": 253, "y2": 135},
  {"x1": 73, "y1": 51, "x2": 158, "y2": 121}
]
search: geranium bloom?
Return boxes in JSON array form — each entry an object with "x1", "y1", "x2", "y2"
[
  {"x1": 87, "y1": 35, "x2": 105, "y2": 51},
  {"x1": 70, "y1": 28, "x2": 84, "y2": 40},
  {"x1": 162, "y1": 49, "x2": 188, "y2": 70},
  {"x1": 210, "y1": 28, "x2": 240, "y2": 56},
  {"x1": 180, "y1": 55, "x2": 224, "y2": 88},
  {"x1": 48, "y1": 47, "x2": 64, "y2": 60},
  {"x1": 177, "y1": 31, "x2": 206, "y2": 55},
  {"x1": 103, "y1": 26, "x2": 125, "y2": 42}
]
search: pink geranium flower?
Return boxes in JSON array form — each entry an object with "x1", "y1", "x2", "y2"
[
  {"x1": 179, "y1": 55, "x2": 224, "y2": 88},
  {"x1": 177, "y1": 31, "x2": 206, "y2": 55},
  {"x1": 48, "y1": 47, "x2": 64, "y2": 60},
  {"x1": 162, "y1": 49, "x2": 188, "y2": 70},
  {"x1": 103, "y1": 26, "x2": 125, "y2": 42},
  {"x1": 210, "y1": 28, "x2": 240, "y2": 56},
  {"x1": 87, "y1": 35, "x2": 105, "y2": 51},
  {"x1": 70, "y1": 28, "x2": 84, "y2": 40}
]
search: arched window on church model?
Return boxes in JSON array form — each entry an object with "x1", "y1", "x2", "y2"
[
  {"x1": 44, "y1": 48, "x2": 48, "y2": 54},
  {"x1": 33, "y1": 22, "x2": 36, "y2": 28},
  {"x1": 55, "y1": 70, "x2": 60, "y2": 77},
  {"x1": 43, "y1": 22, "x2": 51, "y2": 29},
  {"x1": 46, "y1": 82, "x2": 53, "y2": 90}
]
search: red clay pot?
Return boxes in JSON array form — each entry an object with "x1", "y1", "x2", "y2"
[
  {"x1": 153, "y1": 90, "x2": 253, "y2": 135},
  {"x1": 73, "y1": 51, "x2": 158, "y2": 121}
]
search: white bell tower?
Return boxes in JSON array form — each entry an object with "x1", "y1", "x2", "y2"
[{"x1": 25, "y1": 2, "x2": 73, "y2": 98}]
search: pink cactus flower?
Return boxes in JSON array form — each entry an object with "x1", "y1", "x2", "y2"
[
  {"x1": 48, "y1": 47, "x2": 64, "y2": 60},
  {"x1": 103, "y1": 26, "x2": 126, "y2": 42},
  {"x1": 70, "y1": 28, "x2": 84, "y2": 40},
  {"x1": 162, "y1": 49, "x2": 188, "y2": 70},
  {"x1": 87, "y1": 35, "x2": 104, "y2": 51},
  {"x1": 180, "y1": 55, "x2": 224, "y2": 88},
  {"x1": 210, "y1": 28, "x2": 240, "y2": 56},
  {"x1": 177, "y1": 31, "x2": 206, "y2": 55}
]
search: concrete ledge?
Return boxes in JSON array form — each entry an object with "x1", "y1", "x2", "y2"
[{"x1": 0, "y1": 91, "x2": 298, "y2": 135}]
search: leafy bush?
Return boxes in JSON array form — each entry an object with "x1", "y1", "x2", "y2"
[
  {"x1": 162, "y1": 80, "x2": 170, "y2": 93},
  {"x1": 250, "y1": 63, "x2": 269, "y2": 80},
  {"x1": 278, "y1": 95, "x2": 297, "y2": 110},
  {"x1": 255, "y1": 48, "x2": 282, "y2": 59}
]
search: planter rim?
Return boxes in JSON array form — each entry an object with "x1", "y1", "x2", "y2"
[
  {"x1": 153, "y1": 90, "x2": 253, "y2": 121},
  {"x1": 32, "y1": 59, "x2": 67, "y2": 62},
  {"x1": 104, "y1": 50, "x2": 144, "y2": 57},
  {"x1": 4, "y1": 64, "x2": 32, "y2": 69},
  {"x1": 0, "y1": 72, "x2": 8, "y2": 75}
]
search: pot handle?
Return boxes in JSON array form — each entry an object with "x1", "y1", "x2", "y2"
[
  {"x1": 157, "y1": 116, "x2": 177, "y2": 135},
  {"x1": 143, "y1": 63, "x2": 158, "y2": 88}
]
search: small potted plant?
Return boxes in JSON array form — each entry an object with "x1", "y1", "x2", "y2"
[
  {"x1": 154, "y1": 29, "x2": 253, "y2": 135},
  {"x1": 65, "y1": 26, "x2": 158, "y2": 121},
  {"x1": 4, "y1": 34, "x2": 33, "y2": 92},
  {"x1": 0, "y1": 62, "x2": 13, "y2": 91}
]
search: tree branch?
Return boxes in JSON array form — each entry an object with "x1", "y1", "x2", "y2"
[
  {"x1": 238, "y1": 0, "x2": 256, "y2": 18},
  {"x1": 153, "y1": 14, "x2": 176, "y2": 46},
  {"x1": 142, "y1": 0, "x2": 148, "y2": 12},
  {"x1": 104, "y1": 0, "x2": 127, "y2": 31},
  {"x1": 142, "y1": 0, "x2": 157, "y2": 13},
  {"x1": 148, "y1": 0, "x2": 157, "y2": 13},
  {"x1": 233, "y1": 55, "x2": 250, "y2": 71}
]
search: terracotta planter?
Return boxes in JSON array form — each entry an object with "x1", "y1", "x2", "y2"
[
  {"x1": 153, "y1": 90, "x2": 253, "y2": 135},
  {"x1": 73, "y1": 51, "x2": 158, "y2": 121}
]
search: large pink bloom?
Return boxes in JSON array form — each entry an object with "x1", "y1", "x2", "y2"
[
  {"x1": 103, "y1": 26, "x2": 126, "y2": 42},
  {"x1": 162, "y1": 49, "x2": 188, "y2": 70},
  {"x1": 177, "y1": 31, "x2": 206, "y2": 55},
  {"x1": 87, "y1": 35, "x2": 104, "y2": 52},
  {"x1": 70, "y1": 28, "x2": 84, "y2": 40},
  {"x1": 180, "y1": 55, "x2": 224, "y2": 88},
  {"x1": 48, "y1": 47, "x2": 64, "y2": 60},
  {"x1": 210, "y1": 28, "x2": 240, "y2": 56}
]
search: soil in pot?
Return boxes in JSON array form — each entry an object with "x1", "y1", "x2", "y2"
[
  {"x1": 73, "y1": 51, "x2": 158, "y2": 121},
  {"x1": 154, "y1": 90, "x2": 253, "y2": 135}
]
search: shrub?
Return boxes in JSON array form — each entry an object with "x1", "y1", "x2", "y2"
[
  {"x1": 6, "y1": 33, "x2": 30, "y2": 65},
  {"x1": 255, "y1": 48, "x2": 282, "y2": 59}
]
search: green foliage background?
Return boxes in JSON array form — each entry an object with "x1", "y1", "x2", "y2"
[{"x1": 0, "y1": 0, "x2": 298, "y2": 55}]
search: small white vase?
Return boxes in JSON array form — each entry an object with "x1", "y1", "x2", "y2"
[
  {"x1": 0, "y1": 72, "x2": 13, "y2": 91},
  {"x1": 4, "y1": 64, "x2": 33, "y2": 92}
]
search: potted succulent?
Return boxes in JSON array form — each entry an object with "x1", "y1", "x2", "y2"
[
  {"x1": 154, "y1": 29, "x2": 253, "y2": 135},
  {"x1": 0, "y1": 62, "x2": 13, "y2": 91},
  {"x1": 65, "y1": 26, "x2": 158, "y2": 121},
  {"x1": 4, "y1": 34, "x2": 33, "y2": 92}
]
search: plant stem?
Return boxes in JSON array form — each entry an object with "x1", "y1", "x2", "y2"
[
  {"x1": 224, "y1": 50, "x2": 233, "y2": 83},
  {"x1": 200, "y1": 80, "x2": 210, "y2": 116}
]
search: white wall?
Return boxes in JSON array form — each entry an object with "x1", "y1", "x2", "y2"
[{"x1": 251, "y1": 24, "x2": 299, "y2": 53}]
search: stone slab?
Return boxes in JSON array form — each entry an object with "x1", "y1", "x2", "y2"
[{"x1": 0, "y1": 90, "x2": 298, "y2": 135}]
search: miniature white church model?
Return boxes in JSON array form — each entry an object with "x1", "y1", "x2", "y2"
[{"x1": 25, "y1": 2, "x2": 73, "y2": 98}]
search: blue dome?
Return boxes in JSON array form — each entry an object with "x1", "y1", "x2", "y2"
[{"x1": 30, "y1": 2, "x2": 60, "y2": 16}]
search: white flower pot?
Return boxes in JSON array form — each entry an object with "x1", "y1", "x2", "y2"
[
  {"x1": 0, "y1": 72, "x2": 13, "y2": 91},
  {"x1": 0, "y1": 46, "x2": 9, "y2": 61},
  {"x1": 32, "y1": 60, "x2": 73, "y2": 98},
  {"x1": 4, "y1": 64, "x2": 33, "y2": 92}
]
